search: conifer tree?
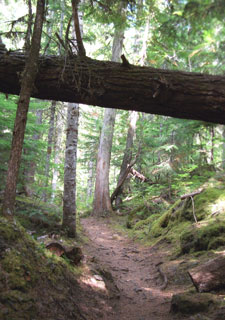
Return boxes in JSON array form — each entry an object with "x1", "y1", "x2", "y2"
[
  {"x1": 93, "y1": 1, "x2": 127, "y2": 216},
  {"x1": 2, "y1": 0, "x2": 45, "y2": 217}
]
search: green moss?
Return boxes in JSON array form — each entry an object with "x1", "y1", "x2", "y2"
[
  {"x1": 0, "y1": 218, "x2": 23, "y2": 242},
  {"x1": 196, "y1": 222, "x2": 225, "y2": 251},
  {"x1": 148, "y1": 200, "x2": 183, "y2": 238},
  {"x1": 0, "y1": 217, "x2": 85, "y2": 319},
  {"x1": 208, "y1": 236, "x2": 225, "y2": 250},
  {"x1": 134, "y1": 182, "x2": 225, "y2": 252},
  {"x1": 171, "y1": 292, "x2": 219, "y2": 314},
  {"x1": 180, "y1": 221, "x2": 225, "y2": 254},
  {"x1": 133, "y1": 213, "x2": 161, "y2": 231}
]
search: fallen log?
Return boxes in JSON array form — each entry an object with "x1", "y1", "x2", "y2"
[
  {"x1": 180, "y1": 188, "x2": 203, "y2": 200},
  {"x1": 1, "y1": 47, "x2": 225, "y2": 124},
  {"x1": 188, "y1": 255, "x2": 225, "y2": 292}
]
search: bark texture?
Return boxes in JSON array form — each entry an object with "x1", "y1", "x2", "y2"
[
  {"x1": 93, "y1": 108, "x2": 116, "y2": 216},
  {"x1": 1, "y1": 49, "x2": 225, "y2": 124},
  {"x1": 62, "y1": 103, "x2": 79, "y2": 237},
  {"x1": 1, "y1": 0, "x2": 45, "y2": 217},
  {"x1": 87, "y1": 159, "x2": 94, "y2": 200},
  {"x1": 114, "y1": 111, "x2": 138, "y2": 206},
  {"x1": 188, "y1": 255, "x2": 225, "y2": 292},
  {"x1": 24, "y1": 108, "x2": 43, "y2": 197},
  {"x1": 92, "y1": 1, "x2": 127, "y2": 216},
  {"x1": 43, "y1": 101, "x2": 56, "y2": 202},
  {"x1": 51, "y1": 109, "x2": 63, "y2": 202}
]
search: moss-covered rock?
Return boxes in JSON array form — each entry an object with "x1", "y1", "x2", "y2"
[
  {"x1": 170, "y1": 292, "x2": 219, "y2": 314},
  {"x1": 180, "y1": 221, "x2": 225, "y2": 254}
]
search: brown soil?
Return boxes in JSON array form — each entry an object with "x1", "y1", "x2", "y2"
[{"x1": 80, "y1": 217, "x2": 189, "y2": 320}]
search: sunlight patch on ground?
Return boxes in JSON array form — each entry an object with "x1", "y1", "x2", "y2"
[
  {"x1": 81, "y1": 275, "x2": 108, "y2": 292},
  {"x1": 142, "y1": 287, "x2": 172, "y2": 298},
  {"x1": 209, "y1": 200, "x2": 225, "y2": 216}
]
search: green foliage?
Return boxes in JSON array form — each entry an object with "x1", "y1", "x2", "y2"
[{"x1": 14, "y1": 196, "x2": 61, "y2": 232}]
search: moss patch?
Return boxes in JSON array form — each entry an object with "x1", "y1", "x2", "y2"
[
  {"x1": 122, "y1": 180, "x2": 225, "y2": 253},
  {"x1": 0, "y1": 217, "x2": 102, "y2": 320},
  {"x1": 170, "y1": 292, "x2": 220, "y2": 314},
  {"x1": 180, "y1": 221, "x2": 225, "y2": 254}
]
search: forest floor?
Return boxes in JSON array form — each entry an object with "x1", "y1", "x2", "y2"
[{"x1": 80, "y1": 216, "x2": 191, "y2": 320}]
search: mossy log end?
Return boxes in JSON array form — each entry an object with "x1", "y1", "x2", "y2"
[{"x1": 0, "y1": 48, "x2": 225, "y2": 124}]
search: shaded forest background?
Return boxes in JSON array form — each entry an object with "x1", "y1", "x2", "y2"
[{"x1": 0, "y1": 0, "x2": 225, "y2": 221}]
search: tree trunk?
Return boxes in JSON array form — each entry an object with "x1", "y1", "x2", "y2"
[
  {"x1": 188, "y1": 255, "x2": 225, "y2": 292},
  {"x1": 1, "y1": 0, "x2": 45, "y2": 217},
  {"x1": 24, "y1": 0, "x2": 33, "y2": 52},
  {"x1": 43, "y1": 101, "x2": 56, "y2": 202},
  {"x1": 62, "y1": 0, "x2": 84, "y2": 235},
  {"x1": 113, "y1": 111, "x2": 138, "y2": 206},
  {"x1": 210, "y1": 126, "x2": 215, "y2": 163},
  {"x1": 24, "y1": 108, "x2": 43, "y2": 197},
  {"x1": 222, "y1": 126, "x2": 225, "y2": 170},
  {"x1": 87, "y1": 159, "x2": 94, "y2": 200},
  {"x1": 51, "y1": 109, "x2": 63, "y2": 202},
  {"x1": 92, "y1": 1, "x2": 127, "y2": 216},
  {"x1": 0, "y1": 49, "x2": 225, "y2": 124},
  {"x1": 93, "y1": 108, "x2": 116, "y2": 216},
  {"x1": 62, "y1": 103, "x2": 79, "y2": 237}
]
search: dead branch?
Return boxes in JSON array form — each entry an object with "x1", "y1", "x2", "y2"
[
  {"x1": 190, "y1": 196, "x2": 198, "y2": 223},
  {"x1": 180, "y1": 188, "x2": 203, "y2": 200}
]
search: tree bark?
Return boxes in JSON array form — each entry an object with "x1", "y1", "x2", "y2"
[
  {"x1": 1, "y1": 0, "x2": 45, "y2": 217},
  {"x1": 93, "y1": 108, "x2": 116, "y2": 216},
  {"x1": 24, "y1": 108, "x2": 43, "y2": 197},
  {"x1": 87, "y1": 159, "x2": 94, "y2": 200},
  {"x1": 113, "y1": 111, "x2": 138, "y2": 206},
  {"x1": 51, "y1": 108, "x2": 63, "y2": 202},
  {"x1": 188, "y1": 255, "x2": 225, "y2": 292},
  {"x1": 62, "y1": 103, "x2": 79, "y2": 237},
  {"x1": 92, "y1": 1, "x2": 127, "y2": 216},
  {"x1": 0, "y1": 48, "x2": 225, "y2": 124},
  {"x1": 43, "y1": 101, "x2": 56, "y2": 202},
  {"x1": 222, "y1": 126, "x2": 225, "y2": 170},
  {"x1": 71, "y1": 0, "x2": 86, "y2": 56}
]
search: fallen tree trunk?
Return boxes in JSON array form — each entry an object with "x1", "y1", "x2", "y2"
[
  {"x1": 188, "y1": 255, "x2": 225, "y2": 292},
  {"x1": 1, "y1": 47, "x2": 225, "y2": 124}
]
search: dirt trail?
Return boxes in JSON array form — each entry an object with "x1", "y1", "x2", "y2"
[{"x1": 81, "y1": 217, "x2": 181, "y2": 320}]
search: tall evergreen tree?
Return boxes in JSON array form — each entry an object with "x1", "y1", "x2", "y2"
[
  {"x1": 43, "y1": 101, "x2": 56, "y2": 202},
  {"x1": 2, "y1": 0, "x2": 45, "y2": 217},
  {"x1": 62, "y1": 103, "x2": 79, "y2": 237},
  {"x1": 93, "y1": 1, "x2": 127, "y2": 216}
]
